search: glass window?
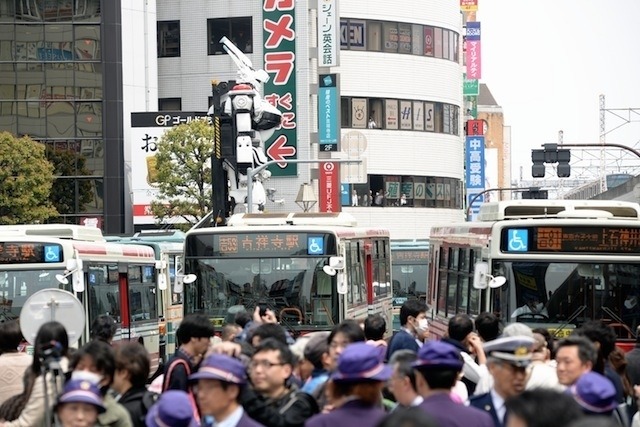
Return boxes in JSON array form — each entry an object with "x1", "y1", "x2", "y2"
[
  {"x1": 208, "y1": 17, "x2": 252, "y2": 55},
  {"x1": 442, "y1": 29, "x2": 450, "y2": 60},
  {"x1": 129, "y1": 265, "x2": 158, "y2": 322},
  {"x1": 411, "y1": 24, "x2": 423, "y2": 56},
  {"x1": 341, "y1": 97, "x2": 351, "y2": 128},
  {"x1": 157, "y1": 21, "x2": 180, "y2": 58},
  {"x1": 351, "y1": 97, "x2": 367, "y2": 128},
  {"x1": 159, "y1": 98, "x2": 181, "y2": 111},
  {"x1": 384, "y1": 99, "x2": 398, "y2": 129},
  {"x1": 434, "y1": 27, "x2": 443, "y2": 58},
  {"x1": 449, "y1": 30, "x2": 456, "y2": 62},
  {"x1": 443, "y1": 104, "x2": 451, "y2": 135},
  {"x1": 75, "y1": 25, "x2": 100, "y2": 60},
  {"x1": 398, "y1": 23, "x2": 411, "y2": 54},
  {"x1": 88, "y1": 264, "x2": 121, "y2": 323},
  {"x1": 424, "y1": 26, "x2": 434, "y2": 56},
  {"x1": 424, "y1": 102, "x2": 435, "y2": 132},
  {"x1": 367, "y1": 21, "x2": 382, "y2": 51},
  {"x1": 382, "y1": 22, "x2": 398, "y2": 53}
]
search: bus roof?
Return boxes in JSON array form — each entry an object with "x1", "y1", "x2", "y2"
[
  {"x1": 390, "y1": 239, "x2": 430, "y2": 250},
  {"x1": 0, "y1": 224, "x2": 105, "y2": 242},
  {"x1": 477, "y1": 199, "x2": 640, "y2": 221},
  {"x1": 226, "y1": 212, "x2": 358, "y2": 227}
]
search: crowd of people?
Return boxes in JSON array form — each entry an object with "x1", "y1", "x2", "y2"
[{"x1": 1, "y1": 301, "x2": 640, "y2": 427}]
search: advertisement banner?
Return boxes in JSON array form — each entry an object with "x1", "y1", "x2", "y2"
[
  {"x1": 318, "y1": 73, "x2": 339, "y2": 152},
  {"x1": 465, "y1": 21, "x2": 481, "y2": 79},
  {"x1": 263, "y1": 0, "x2": 297, "y2": 175},
  {"x1": 463, "y1": 76, "x2": 479, "y2": 96},
  {"x1": 130, "y1": 111, "x2": 209, "y2": 225},
  {"x1": 351, "y1": 98, "x2": 367, "y2": 128},
  {"x1": 319, "y1": 162, "x2": 341, "y2": 212},
  {"x1": 460, "y1": 0, "x2": 478, "y2": 12},
  {"x1": 318, "y1": 0, "x2": 339, "y2": 67},
  {"x1": 400, "y1": 101, "x2": 412, "y2": 130},
  {"x1": 385, "y1": 99, "x2": 398, "y2": 129},
  {"x1": 466, "y1": 136, "x2": 485, "y2": 217}
]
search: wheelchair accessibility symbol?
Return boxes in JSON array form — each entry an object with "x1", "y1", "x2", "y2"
[
  {"x1": 507, "y1": 229, "x2": 528, "y2": 252},
  {"x1": 44, "y1": 245, "x2": 61, "y2": 262},
  {"x1": 307, "y1": 236, "x2": 325, "y2": 255}
]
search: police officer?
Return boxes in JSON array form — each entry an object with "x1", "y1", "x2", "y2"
[{"x1": 469, "y1": 336, "x2": 535, "y2": 427}]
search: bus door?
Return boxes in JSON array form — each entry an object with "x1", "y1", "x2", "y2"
[
  {"x1": 364, "y1": 242, "x2": 374, "y2": 305},
  {"x1": 118, "y1": 263, "x2": 131, "y2": 341}
]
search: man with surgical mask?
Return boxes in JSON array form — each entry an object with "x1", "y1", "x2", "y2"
[
  {"x1": 387, "y1": 300, "x2": 429, "y2": 361},
  {"x1": 70, "y1": 340, "x2": 133, "y2": 427}
]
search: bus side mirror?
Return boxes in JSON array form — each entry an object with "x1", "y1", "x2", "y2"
[
  {"x1": 473, "y1": 262, "x2": 506, "y2": 290},
  {"x1": 322, "y1": 256, "x2": 344, "y2": 276},
  {"x1": 174, "y1": 274, "x2": 196, "y2": 294}
]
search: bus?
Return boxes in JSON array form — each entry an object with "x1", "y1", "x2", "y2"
[
  {"x1": 428, "y1": 199, "x2": 640, "y2": 351},
  {"x1": 0, "y1": 224, "x2": 164, "y2": 369},
  {"x1": 390, "y1": 240, "x2": 429, "y2": 330},
  {"x1": 183, "y1": 212, "x2": 393, "y2": 335},
  {"x1": 105, "y1": 230, "x2": 186, "y2": 364}
]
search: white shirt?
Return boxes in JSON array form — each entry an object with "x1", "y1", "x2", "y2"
[
  {"x1": 214, "y1": 405, "x2": 244, "y2": 427},
  {"x1": 490, "y1": 388, "x2": 506, "y2": 423}
]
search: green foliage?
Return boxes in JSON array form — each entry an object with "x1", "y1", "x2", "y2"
[
  {"x1": 46, "y1": 146, "x2": 94, "y2": 214},
  {"x1": 0, "y1": 132, "x2": 57, "y2": 224},
  {"x1": 150, "y1": 119, "x2": 214, "y2": 229}
]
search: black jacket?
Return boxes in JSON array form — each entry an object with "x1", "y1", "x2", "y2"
[
  {"x1": 240, "y1": 385, "x2": 319, "y2": 427},
  {"x1": 117, "y1": 387, "x2": 152, "y2": 427}
]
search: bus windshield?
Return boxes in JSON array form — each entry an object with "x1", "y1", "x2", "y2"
[
  {"x1": 0, "y1": 269, "x2": 66, "y2": 318},
  {"x1": 185, "y1": 256, "x2": 337, "y2": 328},
  {"x1": 495, "y1": 261, "x2": 640, "y2": 339}
]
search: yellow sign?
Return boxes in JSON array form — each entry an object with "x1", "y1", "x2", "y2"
[{"x1": 549, "y1": 328, "x2": 573, "y2": 339}]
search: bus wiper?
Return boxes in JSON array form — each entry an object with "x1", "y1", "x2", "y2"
[
  {"x1": 601, "y1": 306, "x2": 626, "y2": 326},
  {"x1": 553, "y1": 305, "x2": 586, "y2": 338}
]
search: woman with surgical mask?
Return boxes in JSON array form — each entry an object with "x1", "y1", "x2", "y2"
[{"x1": 69, "y1": 340, "x2": 133, "y2": 427}]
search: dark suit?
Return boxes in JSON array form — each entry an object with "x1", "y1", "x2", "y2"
[
  {"x1": 469, "y1": 393, "x2": 502, "y2": 427},
  {"x1": 386, "y1": 329, "x2": 419, "y2": 361},
  {"x1": 418, "y1": 393, "x2": 494, "y2": 427},
  {"x1": 237, "y1": 412, "x2": 266, "y2": 427},
  {"x1": 304, "y1": 400, "x2": 386, "y2": 427}
]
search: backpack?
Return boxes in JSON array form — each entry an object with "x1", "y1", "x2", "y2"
[{"x1": 162, "y1": 358, "x2": 201, "y2": 425}]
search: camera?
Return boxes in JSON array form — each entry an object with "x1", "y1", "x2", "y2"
[{"x1": 259, "y1": 305, "x2": 267, "y2": 317}]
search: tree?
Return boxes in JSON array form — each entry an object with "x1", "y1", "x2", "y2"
[
  {"x1": 0, "y1": 132, "x2": 57, "y2": 224},
  {"x1": 151, "y1": 119, "x2": 214, "y2": 229},
  {"x1": 46, "y1": 145, "x2": 94, "y2": 214}
]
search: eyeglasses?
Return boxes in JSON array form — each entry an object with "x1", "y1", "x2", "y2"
[{"x1": 249, "y1": 360, "x2": 286, "y2": 370}]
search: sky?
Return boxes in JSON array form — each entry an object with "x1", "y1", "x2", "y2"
[{"x1": 477, "y1": 0, "x2": 640, "y2": 182}]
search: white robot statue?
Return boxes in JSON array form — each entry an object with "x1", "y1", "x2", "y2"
[{"x1": 218, "y1": 36, "x2": 282, "y2": 213}]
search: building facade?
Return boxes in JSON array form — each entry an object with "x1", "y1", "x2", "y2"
[
  {"x1": 155, "y1": 0, "x2": 466, "y2": 239},
  {"x1": 0, "y1": 0, "x2": 465, "y2": 238}
]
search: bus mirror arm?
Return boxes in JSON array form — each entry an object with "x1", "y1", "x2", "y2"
[
  {"x1": 472, "y1": 262, "x2": 506, "y2": 290},
  {"x1": 323, "y1": 256, "x2": 345, "y2": 276}
]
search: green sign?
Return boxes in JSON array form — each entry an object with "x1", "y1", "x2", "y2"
[
  {"x1": 262, "y1": 2, "x2": 297, "y2": 176},
  {"x1": 463, "y1": 77, "x2": 479, "y2": 96},
  {"x1": 466, "y1": 95, "x2": 478, "y2": 119}
]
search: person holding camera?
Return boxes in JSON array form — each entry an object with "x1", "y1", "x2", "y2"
[{"x1": 0, "y1": 321, "x2": 70, "y2": 427}]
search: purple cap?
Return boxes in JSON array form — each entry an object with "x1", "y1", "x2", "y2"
[
  {"x1": 189, "y1": 354, "x2": 247, "y2": 385},
  {"x1": 56, "y1": 379, "x2": 105, "y2": 413},
  {"x1": 145, "y1": 390, "x2": 198, "y2": 427},
  {"x1": 331, "y1": 342, "x2": 392, "y2": 382},
  {"x1": 570, "y1": 372, "x2": 618, "y2": 414},
  {"x1": 413, "y1": 341, "x2": 464, "y2": 371}
]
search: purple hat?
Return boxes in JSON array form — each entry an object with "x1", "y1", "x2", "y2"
[
  {"x1": 145, "y1": 390, "x2": 198, "y2": 427},
  {"x1": 331, "y1": 342, "x2": 392, "y2": 382},
  {"x1": 189, "y1": 354, "x2": 247, "y2": 384},
  {"x1": 56, "y1": 379, "x2": 105, "y2": 413},
  {"x1": 413, "y1": 341, "x2": 464, "y2": 371},
  {"x1": 569, "y1": 372, "x2": 618, "y2": 414}
]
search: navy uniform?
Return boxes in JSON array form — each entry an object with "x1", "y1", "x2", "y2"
[
  {"x1": 305, "y1": 342, "x2": 392, "y2": 427},
  {"x1": 469, "y1": 336, "x2": 535, "y2": 427},
  {"x1": 414, "y1": 341, "x2": 494, "y2": 427}
]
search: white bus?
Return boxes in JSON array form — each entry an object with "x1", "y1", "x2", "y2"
[
  {"x1": 106, "y1": 230, "x2": 187, "y2": 362},
  {"x1": 184, "y1": 212, "x2": 393, "y2": 336},
  {"x1": 0, "y1": 225, "x2": 164, "y2": 369},
  {"x1": 390, "y1": 239, "x2": 429, "y2": 330},
  {"x1": 428, "y1": 199, "x2": 640, "y2": 351}
]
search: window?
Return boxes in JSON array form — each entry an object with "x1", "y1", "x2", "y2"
[
  {"x1": 208, "y1": 17, "x2": 252, "y2": 55},
  {"x1": 382, "y1": 22, "x2": 398, "y2": 53},
  {"x1": 159, "y1": 98, "x2": 181, "y2": 111},
  {"x1": 367, "y1": 21, "x2": 382, "y2": 51},
  {"x1": 158, "y1": 21, "x2": 180, "y2": 58},
  {"x1": 341, "y1": 97, "x2": 351, "y2": 128},
  {"x1": 129, "y1": 265, "x2": 158, "y2": 322}
]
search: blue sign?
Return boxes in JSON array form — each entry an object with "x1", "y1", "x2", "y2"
[
  {"x1": 307, "y1": 236, "x2": 325, "y2": 255},
  {"x1": 318, "y1": 74, "x2": 339, "y2": 152},
  {"x1": 466, "y1": 136, "x2": 485, "y2": 216},
  {"x1": 341, "y1": 183, "x2": 350, "y2": 206},
  {"x1": 466, "y1": 22, "x2": 481, "y2": 41},
  {"x1": 43, "y1": 245, "x2": 61, "y2": 263},
  {"x1": 507, "y1": 229, "x2": 529, "y2": 252}
]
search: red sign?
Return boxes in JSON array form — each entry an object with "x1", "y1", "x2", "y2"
[
  {"x1": 460, "y1": 0, "x2": 478, "y2": 12},
  {"x1": 466, "y1": 119, "x2": 484, "y2": 136},
  {"x1": 319, "y1": 162, "x2": 341, "y2": 213}
]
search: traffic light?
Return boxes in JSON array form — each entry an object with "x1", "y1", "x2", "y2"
[
  {"x1": 522, "y1": 188, "x2": 548, "y2": 199},
  {"x1": 531, "y1": 145, "x2": 571, "y2": 178},
  {"x1": 532, "y1": 149, "x2": 545, "y2": 178}
]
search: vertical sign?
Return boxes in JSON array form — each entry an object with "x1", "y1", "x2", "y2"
[
  {"x1": 130, "y1": 112, "x2": 209, "y2": 225},
  {"x1": 318, "y1": 73, "x2": 339, "y2": 152},
  {"x1": 263, "y1": 0, "x2": 297, "y2": 175},
  {"x1": 460, "y1": 0, "x2": 478, "y2": 12},
  {"x1": 319, "y1": 162, "x2": 341, "y2": 212},
  {"x1": 466, "y1": 136, "x2": 485, "y2": 218},
  {"x1": 465, "y1": 21, "x2": 481, "y2": 79},
  {"x1": 463, "y1": 73, "x2": 479, "y2": 96},
  {"x1": 318, "y1": 0, "x2": 339, "y2": 67}
]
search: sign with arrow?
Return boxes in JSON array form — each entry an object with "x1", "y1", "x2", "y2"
[{"x1": 266, "y1": 135, "x2": 297, "y2": 168}]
